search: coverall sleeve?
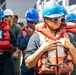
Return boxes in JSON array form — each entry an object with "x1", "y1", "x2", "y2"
[
  {"x1": 9, "y1": 29, "x2": 17, "y2": 47},
  {"x1": 17, "y1": 32, "x2": 30, "y2": 51}
]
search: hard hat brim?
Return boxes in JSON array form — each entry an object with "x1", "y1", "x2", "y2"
[
  {"x1": 0, "y1": 15, "x2": 4, "y2": 18},
  {"x1": 26, "y1": 18, "x2": 39, "y2": 22},
  {"x1": 44, "y1": 12, "x2": 64, "y2": 18}
]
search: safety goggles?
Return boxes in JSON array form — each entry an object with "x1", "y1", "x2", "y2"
[
  {"x1": 46, "y1": 17, "x2": 61, "y2": 22},
  {"x1": 27, "y1": 21, "x2": 38, "y2": 24}
]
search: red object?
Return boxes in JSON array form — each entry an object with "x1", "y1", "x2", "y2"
[
  {"x1": 35, "y1": 23, "x2": 73, "y2": 74},
  {"x1": 0, "y1": 22, "x2": 12, "y2": 49}
]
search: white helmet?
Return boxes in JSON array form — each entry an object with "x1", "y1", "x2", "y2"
[{"x1": 4, "y1": 9, "x2": 14, "y2": 16}]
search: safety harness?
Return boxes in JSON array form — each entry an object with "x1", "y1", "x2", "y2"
[{"x1": 35, "y1": 23, "x2": 74, "y2": 74}]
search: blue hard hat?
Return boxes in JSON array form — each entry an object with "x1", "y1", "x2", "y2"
[
  {"x1": 66, "y1": 13, "x2": 76, "y2": 22},
  {"x1": 0, "y1": 7, "x2": 4, "y2": 18},
  {"x1": 25, "y1": 8, "x2": 39, "y2": 22},
  {"x1": 60, "y1": 5, "x2": 68, "y2": 16},
  {"x1": 42, "y1": 1, "x2": 64, "y2": 18}
]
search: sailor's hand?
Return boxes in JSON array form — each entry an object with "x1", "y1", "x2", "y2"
[
  {"x1": 57, "y1": 38, "x2": 74, "y2": 49},
  {"x1": 41, "y1": 39, "x2": 57, "y2": 52},
  {"x1": 27, "y1": 27, "x2": 34, "y2": 36}
]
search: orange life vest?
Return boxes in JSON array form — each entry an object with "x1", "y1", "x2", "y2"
[
  {"x1": 35, "y1": 22, "x2": 76, "y2": 35},
  {"x1": 21, "y1": 26, "x2": 28, "y2": 37},
  {"x1": 66, "y1": 22, "x2": 76, "y2": 35},
  {"x1": 0, "y1": 22, "x2": 12, "y2": 49},
  {"x1": 35, "y1": 22, "x2": 73, "y2": 74}
]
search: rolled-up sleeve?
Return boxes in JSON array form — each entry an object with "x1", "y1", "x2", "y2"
[{"x1": 24, "y1": 33, "x2": 40, "y2": 59}]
